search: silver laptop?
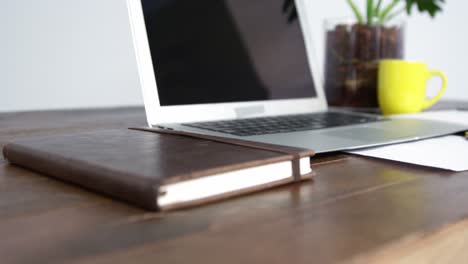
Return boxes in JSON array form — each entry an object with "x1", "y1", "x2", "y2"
[{"x1": 127, "y1": 0, "x2": 465, "y2": 153}]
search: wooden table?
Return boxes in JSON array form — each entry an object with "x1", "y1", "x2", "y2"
[{"x1": 1, "y1": 106, "x2": 468, "y2": 264}]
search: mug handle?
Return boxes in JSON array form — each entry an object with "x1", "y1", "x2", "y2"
[{"x1": 422, "y1": 70, "x2": 448, "y2": 110}]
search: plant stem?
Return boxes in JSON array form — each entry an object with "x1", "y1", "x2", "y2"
[
  {"x1": 367, "y1": 0, "x2": 374, "y2": 24},
  {"x1": 379, "y1": 0, "x2": 401, "y2": 23},
  {"x1": 347, "y1": 0, "x2": 364, "y2": 24},
  {"x1": 383, "y1": 6, "x2": 406, "y2": 23},
  {"x1": 374, "y1": 0, "x2": 383, "y2": 16}
]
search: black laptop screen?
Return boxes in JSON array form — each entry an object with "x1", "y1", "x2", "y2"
[{"x1": 141, "y1": 0, "x2": 317, "y2": 106}]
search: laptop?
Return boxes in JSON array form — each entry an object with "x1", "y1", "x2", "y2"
[{"x1": 126, "y1": 0, "x2": 465, "y2": 153}]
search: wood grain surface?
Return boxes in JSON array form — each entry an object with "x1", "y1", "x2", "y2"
[
  {"x1": 1, "y1": 106, "x2": 468, "y2": 264},
  {"x1": 349, "y1": 218, "x2": 468, "y2": 263}
]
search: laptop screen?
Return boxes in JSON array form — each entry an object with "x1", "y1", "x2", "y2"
[{"x1": 141, "y1": 0, "x2": 317, "y2": 106}]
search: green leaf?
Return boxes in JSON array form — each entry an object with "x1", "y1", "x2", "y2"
[
  {"x1": 380, "y1": 0, "x2": 401, "y2": 22},
  {"x1": 406, "y1": 0, "x2": 415, "y2": 14},
  {"x1": 282, "y1": 0, "x2": 298, "y2": 23},
  {"x1": 383, "y1": 7, "x2": 406, "y2": 23},
  {"x1": 374, "y1": 0, "x2": 384, "y2": 15},
  {"x1": 347, "y1": 0, "x2": 365, "y2": 24},
  {"x1": 405, "y1": 0, "x2": 445, "y2": 17},
  {"x1": 367, "y1": 0, "x2": 374, "y2": 24}
]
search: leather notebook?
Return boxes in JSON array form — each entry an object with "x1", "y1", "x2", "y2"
[{"x1": 3, "y1": 129, "x2": 314, "y2": 211}]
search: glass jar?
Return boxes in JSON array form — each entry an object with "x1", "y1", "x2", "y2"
[{"x1": 324, "y1": 18, "x2": 405, "y2": 108}]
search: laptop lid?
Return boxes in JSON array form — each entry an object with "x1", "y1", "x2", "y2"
[{"x1": 127, "y1": 0, "x2": 327, "y2": 125}]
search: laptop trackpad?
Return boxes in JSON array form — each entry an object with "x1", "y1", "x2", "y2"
[{"x1": 324, "y1": 127, "x2": 419, "y2": 142}]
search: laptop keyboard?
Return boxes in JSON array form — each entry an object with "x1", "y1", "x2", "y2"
[{"x1": 183, "y1": 112, "x2": 382, "y2": 136}]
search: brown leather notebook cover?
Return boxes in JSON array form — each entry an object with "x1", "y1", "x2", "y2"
[{"x1": 3, "y1": 129, "x2": 314, "y2": 211}]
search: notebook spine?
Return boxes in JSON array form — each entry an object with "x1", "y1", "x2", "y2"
[{"x1": 3, "y1": 143, "x2": 160, "y2": 210}]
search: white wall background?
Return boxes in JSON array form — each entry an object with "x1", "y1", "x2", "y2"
[{"x1": 2, "y1": 0, "x2": 467, "y2": 112}]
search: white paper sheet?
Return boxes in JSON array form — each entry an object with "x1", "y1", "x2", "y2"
[
  {"x1": 347, "y1": 110, "x2": 468, "y2": 171},
  {"x1": 393, "y1": 110, "x2": 468, "y2": 126},
  {"x1": 348, "y1": 135, "x2": 468, "y2": 171}
]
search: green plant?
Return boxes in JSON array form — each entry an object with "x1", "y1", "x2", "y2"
[
  {"x1": 282, "y1": 0, "x2": 298, "y2": 22},
  {"x1": 347, "y1": 0, "x2": 445, "y2": 25}
]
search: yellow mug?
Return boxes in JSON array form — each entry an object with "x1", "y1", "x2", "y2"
[{"x1": 378, "y1": 59, "x2": 447, "y2": 116}]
